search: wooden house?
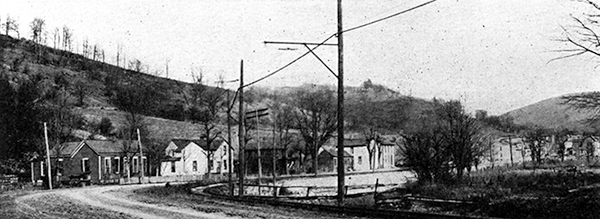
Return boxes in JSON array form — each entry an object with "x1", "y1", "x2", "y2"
[
  {"x1": 32, "y1": 140, "x2": 147, "y2": 184},
  {"x1": 160, "y1": 138, "x2": 231, "y2": 176},
  {"x1": 317, "y1": 147, "x2": 353, "y2": 173}
]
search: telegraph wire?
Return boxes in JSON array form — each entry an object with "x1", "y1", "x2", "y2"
[
  {"x1": 242, "y1": 0, "x2": 438, "y2": 89},
  {"x1": 342, "y1": 0, "x2": 437, "y2": 34}
]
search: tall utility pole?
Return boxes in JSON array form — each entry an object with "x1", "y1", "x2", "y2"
[
  {"x1": 272, "y1": 128, "x2": 277, "y2": 195},
  {"x1": 256, "y1": 113, "x2": 262, "y2": 183},
  {"x1": 336, "y1": 0, "x2": 345, "y2": 205},
  {"x1": 238, "y1": 60, "x2": 245, "y2": 197},
  {"x1": 44, "y1": 123, "x2": 53, "y2": 190},
  {"x1": 227, "y1": 89, "x2": 234, "y2": 196},
  {"x1": 137, "y1": 129, "x2": 144, "y2": 181}
]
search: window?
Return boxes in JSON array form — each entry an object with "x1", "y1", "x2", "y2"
[
  {"x1": 171, "y1": 161, "x2": 176, "y2": 173},
  {"x1": 40, "y1": 161, "x2": 45, "y2": 176},
  {"x1": 104, "y1": 157, "x2": 111, "y2": 174},
  {"x1": 142, "y1": 157, "x2": 147, "y2": 174},
  {"x1": 358, "y1": 156, "x2": 362, "y2": 165},
  {"x1": 81, "y1": 158, "x2": 89, "y2": 172},
  {"x1": 192, "y1": 160, "x2": 198, "y2": 172},
  {"x1": 113, "y1": 157, "x2": 120, "y2": 174},
  {"x1": 224, "y1": 160, "x2": 228, "y2": 170},
  {"x1": 333, "y1": 157, "x2": 337, "y2": 168},
  {"x1": 132, "y1": 157, "x2": 138, "y2": 173},
  {"x1": 57, "y1": 159, "x2": 64, "y2": 175}
]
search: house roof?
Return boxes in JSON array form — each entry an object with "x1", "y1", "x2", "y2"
[
  {"x1": 244, "y1": 139, "x2": 287, "y2": 150},
  {"x1": 170, "y1": 138, "x2": 226, "y2": 152},
  {"x1": 51, "y1": 140, "x2": 140, "y2": 158},
  {"x1": 50, "y1": 141, "x2": 82, "y2": 157},
  {"x1": 320, "y1": 148, "x2": 352, "y2": 157}
]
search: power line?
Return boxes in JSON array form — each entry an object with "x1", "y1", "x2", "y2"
[
  {"x1": 242, "y1": 34, "x2": 337, "y2": 88},
  {"x1": 342, "y1": 0, "x2": 438, "y2": 34},
  {"x1": 243, "y1": 0, "x2": 438, "y2": 88}
]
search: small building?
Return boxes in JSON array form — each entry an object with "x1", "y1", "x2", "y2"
[
  {"x1": 317, "y1": 147, "x2": 353, "y2": 173},
  {"x1": 32, "y1": 140, "x2": 147, "y2": 184},
  {"x1": 325, "y1": 134, "x2": 397, "y2": 172},
  {"x1": 243, "y1": 139, "x2": 287, "y2": 175},
  {"x1": 160, "y1": 138, "x2": 231, "y2": 176}
]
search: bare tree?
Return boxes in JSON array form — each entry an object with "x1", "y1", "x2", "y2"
[
  {"x1": 435, "y1": 100, "x2": 483, "y2": 181},
  {"x1": 183, "y1": 72, "x2": 226, "y2": 177},
  {"x1": 269, "y1": 100, "x2": 296, "y2": 175},
  {"x1": 400, "y1": 100, "x2": 485, "y2": 183},
  {"x1": 363, "y1": 127, "x2": 380, "y2": 171},
  {"x1": 551, "y1": 0, "x2": 600, "y2": 63},
  {"x1": 30, "y1": 18, "x2": 45, "y2": 44},
  {"x1": 52, "y1": 27, "x2": 60, "y2": 49},
  {"x1": 292, "y1": 86, "x2": 337, "y2": 175},
  {"x1": 128, "y1": 59, "x2": 146, "y2": 73},
  {"x1": 522, "y1": 126, "x2": 548, "y2": 167},
  {"x1": 116, "y1": 44, "x2": 122, "y2": 67},
  {"x1": 3, "y1": 15, "x2": 19, "y2": 38},
  {"x1": 82, "y1": 38, "x2": 89, "y2": 58},
  {"x1": 62, "y1": 26, "x2": 73, "y2": 51}
]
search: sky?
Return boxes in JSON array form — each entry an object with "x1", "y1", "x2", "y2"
[{"x1": 2, "y1": 0, "x2": 600, "y2": 115}]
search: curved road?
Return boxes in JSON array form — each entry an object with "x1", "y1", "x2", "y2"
[
  {"x1": 14, "y1": 183, "x2": 363, "y2": 219},
  {"x1": 16, "y1": 184, "x2": 241, "y2": 219}
]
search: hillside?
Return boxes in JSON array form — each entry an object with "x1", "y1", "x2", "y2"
[
  {"x1": 1, "y1": 32, "x2": 436, "y2": 144},
  {"x1": 504, "y1": 95, "x2": 595, "y2": 131}
]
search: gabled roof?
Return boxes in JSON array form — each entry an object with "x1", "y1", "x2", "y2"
[
  {"x1": 320, "y1": 148, "x2": 352, "y2": 157},
  {"x1": 170, "y1": 138, "x2": 226, "y2": 152},
  {"x1": 51, "y1": 140, "x2": 139, "y2": 158},
  {"x1": 86, "y1": 140, "x2": 139, "y2": 154},
  {"x1": 50, "y1": 141, "x2": 83, "y2": 157}
]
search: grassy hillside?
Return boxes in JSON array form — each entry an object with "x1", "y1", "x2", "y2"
[{"x1": 504, "y1": 95, "x2": 595, "y2": 131}]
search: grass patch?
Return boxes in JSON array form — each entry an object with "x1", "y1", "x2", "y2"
[{"x1": 387, "y1": 167, "x2": 600, "y2": 218}]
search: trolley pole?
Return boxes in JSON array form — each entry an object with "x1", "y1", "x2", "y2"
[
  {"x1": 238, "y1": 60, "x2": 245, "y2": 196},
  {"x1": 336, "y1": 0, "x2": 345, "y2": 205}
]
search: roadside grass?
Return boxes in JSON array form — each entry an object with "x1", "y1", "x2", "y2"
[
  {"x1": 20, "y1": 193, "x2": 135, "y2": 219},
  {"x1": 0, "y1": 183, "x2": 40, "y2": 219},
  {"x1": 0, "y1": 191, "x2": 27, "y2": 219},
  {"x1": 391, "y1": 166, "x2": 600, "y2": 218}
]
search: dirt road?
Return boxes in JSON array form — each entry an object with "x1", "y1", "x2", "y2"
[
  {"x1": 13, "y1": 183, "x2": 366, "y2": 219},
  {"x1": 14, "y1": 184, "x2": 244, "y2": 219}
]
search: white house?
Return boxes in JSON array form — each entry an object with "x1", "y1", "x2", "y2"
[
  {"x1": 325, "y1": 135, "x2": 396, "y2": 172},
  {"x1": 160, "y1": 138, "x2": 231, "y2": 176}
]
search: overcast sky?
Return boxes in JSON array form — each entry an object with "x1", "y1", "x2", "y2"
[{"x1": 2, "y1": 0, "x2": 599, "y2": 115}]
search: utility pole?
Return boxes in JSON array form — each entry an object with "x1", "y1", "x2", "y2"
[
  {"x1": 256, "y1": 113, "x2": 262, "y2": 184},
  {"x1": 227, "y1": 89, "x2": 234, "y2": 196},
  {"x1": 238, "y1": 60, "x2": 245, "y2": 197},
  {"x1": 137, "y1": 128, "x2": 144, "y2": 182},
  {"x1": 336, "y1": 0, "x2": 345, "y2": 205},
  {"x1": 508, "y1": 135, "x2": 514, "y2": 166},
  {"x1": 272, "y1": 128, "x2": 277, "y2": 196},
  {"x1": 44, "y1": 123, "x2": 53, "y2": 190}
]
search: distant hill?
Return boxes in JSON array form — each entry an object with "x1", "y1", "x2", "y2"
[{"x1": 504, "y1": 95, "x2": 595, "y2": 131}]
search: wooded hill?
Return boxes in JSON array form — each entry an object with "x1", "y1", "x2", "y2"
[{"x1": 0, "y1": 32, "x2": 440, "y2": 173}]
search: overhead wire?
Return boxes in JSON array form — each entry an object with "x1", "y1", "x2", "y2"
[{"x1": 242, "y1": 0, "x2": 439, "y2": 89}]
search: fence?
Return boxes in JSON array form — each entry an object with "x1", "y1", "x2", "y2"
[{"x1": 241, "y1": 178, "x2": 396, "y2": 198}]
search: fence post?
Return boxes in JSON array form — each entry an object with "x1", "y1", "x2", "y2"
[
  {"x1": 306, "y1": 187, "x2": 312, "y2": 197},
  {"x1": 373, "y1": 178, "x2": 379, "y2": 202}
]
